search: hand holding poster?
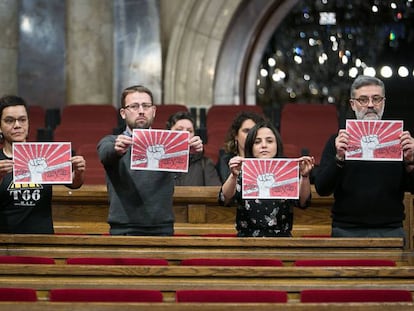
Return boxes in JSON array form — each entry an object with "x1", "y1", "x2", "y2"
[
  {"x1": 131, "y1": 129, "x2": 190, "y2": 172},
  {"x1": 13, "y1": 142, "x2": 72, "y2": 184},
  {"x1": 242, "y1": 158, "x2": 299, "y2": 199},
  {"x1": 345, "y1": 120, "x2": 403, "y2": 161}
]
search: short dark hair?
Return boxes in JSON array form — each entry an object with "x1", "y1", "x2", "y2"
[
  {"x1": 244, "y1": 120, "x2": 284, "y2": 158},
  {"x1": 121, "y1": 85, "x2": 154, "y2": 108},
  {"x1": 0, "y1": 95, "x2": 28, "y2": 119},
  {"x1": 166, "y1": 111, "x2": 195, "y2": 130}
]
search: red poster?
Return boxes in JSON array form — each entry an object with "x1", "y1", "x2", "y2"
[
  {"x1": 345, "y1": 120, "x2": 403, "y2": 161},
  {"x1": 242, "y1": 158, "x2": 299, "y2": 199},
  {"x1": 131, "y1": 129, "x2": 189, "y2": 172},
  {"x1": 13, "y1": 142, "x2": 72, "y2": 184}
]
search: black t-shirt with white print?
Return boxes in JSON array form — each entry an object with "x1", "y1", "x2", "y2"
[{"x1": 0, "y1": 149, "x2": 54, "y2": 233}]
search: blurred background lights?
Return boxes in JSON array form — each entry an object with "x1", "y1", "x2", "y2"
[
  {"x1": 380, "y1": 66, "x2": 393, "y2": 78},
  {"x1": 349, "y1": 67, "x2": 359, "y2": 78},
  {"x1": 268, "y1": 57, "x2": 276, "y2": 67},
  {"x1": 398, "y1": 66, "x2": 409, "y2": 77},
  {"x1": 363, "y1": 67, "x2": 376, "y2": 76},
  {"x1": 272, "y1": 69, "x2": 286, "y2": 82},
  {"x1": 294, "y1": 55, "x2": 303, "y2": 64},
  {"x1": 255, "y1": 0, "x2": 414, "y2": 133}
]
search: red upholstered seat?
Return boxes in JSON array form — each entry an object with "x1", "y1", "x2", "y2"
[
  {"x1": 66, "y1": 257, "x2": 169, "y2": 265},
  {"x1": 49, "y1": 289, "x2": 163, "y2": 302},
  {"x1": 180, "y1": 258, "x2": 283, "y2": 266},
  {"x1": 280, "y1": 103, "x2": 338, "y2": 165},
  {"x1": 54, "y1": 104, "x2": 119, "y2": 153},
  {"x1": 0, "y1": 288, "x2": 37, "y2": 301},
  {"x1": 294, "y1": 259, "x2": 396, "y2": 266},
  {"x1": 0, "y1": 256, "x2": 55, "y2": 264},
  {"x1": 60, "y1": 104, "x2": 118, "y2": 128},
  {"x1": 176, "y1": 290, "x2": 288, "y2": 303},
  {"x1": 151, "y1": 104, "x2": 189, "y2": 129},
  {"x1": 28, "y1": 105, "x2": 45, "y2": 142},
  {"x1": 54, "y1": 127, "x2": 113, "y2": 152},
  {"x1": 77, "y1": 143, "x2": 105, "y2": 185},
  {"x1": 300, "y1": 289, "x2": 413, "y2": 303},
  {"x1": 283, "y1": 143, "x2": 302, "y2": 158}
]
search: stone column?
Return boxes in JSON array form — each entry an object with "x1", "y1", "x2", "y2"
[
  {"x1": 0, "y1": 0, "x2": 18, "y2": 95},
  {"x1": 66, "y1": 0, "x2": 113, "y2": 105},
  {"x1": 17, "y1": 0, "x2": 65, "y2": 108},
  {"x1": 113, "y1": 0, "x2": 162, "y2": 106}
]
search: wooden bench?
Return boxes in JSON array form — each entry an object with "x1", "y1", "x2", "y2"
[
  {"x1": 0, "y1": 235, "x2": 409, "y2": 265},
  {"x1": 0, "y1": 301, "x2": 413, "y2": 311},
  {"x1": 0, "y1": 237, "x2": 412, "y2": 308},
  {"x1": 51, "y1": 185, "x2": 414, "y2": 249},
  {"x1": 0, "y1": 264, "x2": 413, "y2": 302},
  {"x1": 51, "y1": 185, "x2": 333, "y2": 236}
]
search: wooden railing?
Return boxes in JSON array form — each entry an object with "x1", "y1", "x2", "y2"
[
  {"x1": 0, "y1": 235, "x2": 412, "y2": 308},
  {"x1": 0, "y1": 235, "x2": 408, "y2": 264},
  {"x1": 51, "y1": 185, "x2": 414, "y2": 249},
  {"x1": 0, "y1": 264, "x2": 413, "y2": 301},
  {"x1": 52, "y1": 185, "x2": 333, "y2": 236}
]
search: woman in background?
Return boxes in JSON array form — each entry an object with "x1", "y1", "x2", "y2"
[
  {"x1": 167, "y1": 111, "x2": 221, "y2": 186},
  {"x1": 216, "y1": 111, "x2": 265, "y2": 183}
]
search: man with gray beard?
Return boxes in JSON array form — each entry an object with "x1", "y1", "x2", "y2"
[{"x1": 315, "y1": 75, "x2": 414, "y2": 239}]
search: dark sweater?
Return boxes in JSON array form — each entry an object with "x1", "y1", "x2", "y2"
[
  {"x1": 97, "y1": 135, "x2": 174, "y2": 236},
  {"x1": 174, "y1": 153, "x2": 221, "y2": 186},
  {"x1": 216, "y1": 151, "x2": 235, "y2": 183},
  {"x1": 314, "y1": 134, "x2": 414, "y2": 228}
]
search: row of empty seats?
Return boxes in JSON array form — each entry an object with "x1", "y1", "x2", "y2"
[
  {"x1": 26, "y1": 103, "x2": 339, "y2": 184},
  {"x1": 0, "y1": 255, "x2": 397, "y2": 267},
  {"x1": 0, "y1": 287, "x2": 411, "y2": 303}
]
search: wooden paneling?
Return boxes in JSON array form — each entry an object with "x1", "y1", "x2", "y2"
[{"x1": 51, "y1": 185, "x2": 413, "y2": 250}]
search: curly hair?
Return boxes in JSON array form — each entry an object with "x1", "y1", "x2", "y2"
[{"x1": 223, "y1": 111, "x2": 265, "y2": 154}]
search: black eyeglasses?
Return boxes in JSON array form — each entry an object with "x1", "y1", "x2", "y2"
[
  {"x1": 123, "y1": 103, "x2": 153, "y2": 111},
  {"x1": 1, "y1": 116, "x2": 28, "y2": 125},
  {"x1": 351, "y1": 95, "x2": 385, "y2": 106}
]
